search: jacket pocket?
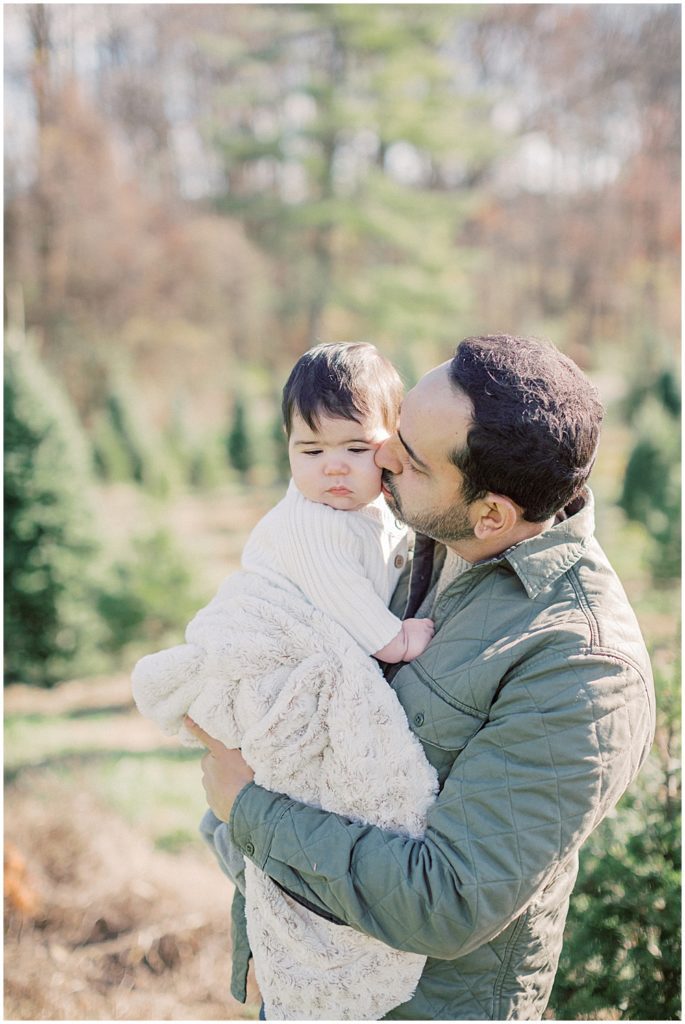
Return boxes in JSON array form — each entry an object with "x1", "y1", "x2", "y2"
[{"x1": 393, "y1": 662, "x2": 486, "y2": 756}]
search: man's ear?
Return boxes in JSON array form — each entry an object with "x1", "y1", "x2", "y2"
[{"x1": 472, "y1": 493, "x2": 520, "y2": 540}]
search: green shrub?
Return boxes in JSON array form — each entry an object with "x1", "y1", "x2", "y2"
[
  {"x1": 226, "y1": 396, "x2": 254, "y2": 479},
  {"x1": 551, "y1": 784, "x2": 681, "y2": 1019},
  {"x1": 4, "y1": 332, "x2": 108, "y2": 685},
  {"x1": 187, "y1": 436, "x2": 229, "y2": 490},
  {"x1": 97, "y1": 528, "x2": 202, "y2": 654},
  {"x1": 552, "y1": 655, "x2": 681, "y2": 1020},
  {"x1": 270, "y1": 406, "x2": 290, "y2": 483},
  {"x1": 91, "y1": 409, "x2": 137, "y2": 481},
  {"x1": 621, "y1": 367, "x2": 681, "y2": 424},
  {"x1": 92, "y1": 383, "x2": 179, "y2": 497},
  {"x1": 619, "y1": 394, "x2": 680, "y2": 581}
]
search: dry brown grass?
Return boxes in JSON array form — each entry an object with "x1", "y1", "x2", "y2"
[{"x1": 4, "y1": 675, "x2": 261, "y2": 1021}]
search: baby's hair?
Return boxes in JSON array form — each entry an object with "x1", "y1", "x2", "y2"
[{"x1": 282, "y1": 342, "x2": 403, "y2": 436}]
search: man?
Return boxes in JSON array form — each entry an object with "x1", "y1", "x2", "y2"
[{"x1": 188, "y1": 334, "x2": 655, "y2": 1020}]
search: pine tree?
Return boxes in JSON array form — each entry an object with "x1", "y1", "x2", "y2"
[
  {"x1": 270, "y1": 403, "x2": 291, "y2": 483},
  {"x1": 211, "y1": 5, "x2": 491, "y2": 354},
  {"x1": 4, "y1": 331, "x2": 107, "y2": 685},
  {"x1": 97, "y1": 528, "x2": 202, "y2": 653},
  {"x1": 619, "y1": 369, "x2": 680, "y2": 580},
  {"x1": 551, "y1": 732, "x2": 681, "y2": 1019},
  {"x1": 226, "y1": 397, "x2": 253, "y2": 480},
  {"x1": 92, "y1": 380, "x2": 178, "y2": 496}
]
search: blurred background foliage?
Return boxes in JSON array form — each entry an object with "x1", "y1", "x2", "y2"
[{"x1": 4, "y1": 3, "x2": 680, "y2": 1019}]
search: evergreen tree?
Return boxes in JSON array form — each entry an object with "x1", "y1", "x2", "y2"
[
  {"x1": 187, "y1": 438, "x2": 227, "y2": 490},
  {"x1": 92, "y1": 381, "x2": 177, "y2": 496},
  {"x1": 551, "y1": 724, "x2": 681, "y2": 1018},
  {"x1": 619, "y1": 369, "x2": 680, "y2": 580},
  {"x1": 4, "y1": 331, "x2": 107, "y2": 685},
  {"x1": 211, "y1": 5, "x2": 495, "y2": 355},
  {"x1": 97, "y1": 528, "x2": 202, "y2": 653},
  {"x1": 226, "y1": 396, "x2": 254, "y2": 479},
  {"x1": 270, "y1": 403, "x2": 291, "y2": 483}
]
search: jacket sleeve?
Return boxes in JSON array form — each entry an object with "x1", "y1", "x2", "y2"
[
  {"x1": 228, "y1": 648, "x2": 654, "y2": 959},
  {"x1": 199, "y1": 809, "x2": 246, "y2": 895}
]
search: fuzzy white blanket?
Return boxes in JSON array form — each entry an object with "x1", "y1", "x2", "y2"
[{"x1": 132, "y1": 569, "x2": 438, "y2": 1021}]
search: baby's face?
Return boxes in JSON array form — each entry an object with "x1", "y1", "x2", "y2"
[{"x1": 288, "y1": 410, "x2": 389, "y2": 511}]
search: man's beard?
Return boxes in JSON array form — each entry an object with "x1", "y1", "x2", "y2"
[{"x1": 382, "y1": 472, "x2": 475, "y2": 545}]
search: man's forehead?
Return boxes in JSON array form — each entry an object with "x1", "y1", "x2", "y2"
[
  {"x1": 407, "y1": 361, "x2": 455, "y2": 403},
  {"x1": 400, "y1": 364, "x2": 472, "y2": 459}
]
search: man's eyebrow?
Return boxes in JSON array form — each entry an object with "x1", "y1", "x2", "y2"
[{"x1": 397, "y1": 429, "x2": 430, "y2": 470}]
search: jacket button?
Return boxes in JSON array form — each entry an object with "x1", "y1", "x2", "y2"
[
  {"x1": 394, "y1": 554, "x2": 405, "y2": 568},
  {"x1": 414, "y1": 713, "x2": 424, "y2": 727},
  {"x1": 244, "y1": 841, "x2": 255, "y2": 856}
]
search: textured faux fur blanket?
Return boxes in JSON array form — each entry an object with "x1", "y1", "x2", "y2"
[{"x1": 132, "y1": 569, "x2": 439, "y2": 1021}]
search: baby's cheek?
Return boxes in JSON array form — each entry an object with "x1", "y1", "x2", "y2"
[{"x1": 368, "y1": 457, "x2": 383, "y2": 481}]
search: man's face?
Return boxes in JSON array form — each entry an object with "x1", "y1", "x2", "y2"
[{"x1": 376, "y1": 363, "x2": 477, "y2": 545}]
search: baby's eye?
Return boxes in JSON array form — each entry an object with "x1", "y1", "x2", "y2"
[
  {"x1": 348, "y1": 447, "x2": 371, "y2": 454},
  {"x1": 303, "y1": 449, "x2": 323, "y2": 456}
]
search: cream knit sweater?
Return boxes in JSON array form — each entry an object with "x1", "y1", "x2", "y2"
[{"x1": 242, "y1": 480, "x2": 409, "y2": 654}]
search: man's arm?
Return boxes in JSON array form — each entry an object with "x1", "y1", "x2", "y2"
[{"x1": 226, "y1": 651, "x2": 654, "y2": 959}]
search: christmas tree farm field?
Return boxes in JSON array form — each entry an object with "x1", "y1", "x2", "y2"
[{"x1": 4, "y1": 675, "x2": 261, "y2": 1022}]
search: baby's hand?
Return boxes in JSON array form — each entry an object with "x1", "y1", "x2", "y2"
[
  {"x1": 401, "y1": 617, "x2": 435, "y2": 661},
  {"x1": 373, "y1": 618, "x2": 435, "y2": 663}
]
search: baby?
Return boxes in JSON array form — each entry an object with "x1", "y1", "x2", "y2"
[
  {"x1": 132, "y1": 342, "x2": 438, "y2": 1021},
  {"x1": 242, "y1": 341, "x2": 434, "y2": 664}
]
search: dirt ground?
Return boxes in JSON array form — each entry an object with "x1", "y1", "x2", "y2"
[{"x1": 4, "y1": 679, "x2": 261, "y2": 1022}]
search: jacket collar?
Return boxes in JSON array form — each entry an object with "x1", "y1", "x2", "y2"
[
  {"x1": 476, "y1": 488, "x2": 595, "y2": 599},
  {"x1": 406, "y1": 489, "x2": 596, "y2": 613}
]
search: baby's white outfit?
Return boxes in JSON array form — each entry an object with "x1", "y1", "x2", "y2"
[
  {"x1": 241, "y1": 480, "x2": 408, "y2": 653},
  {"x1": 132, "y1": 481, "x2": 438, "y2": 1021}
]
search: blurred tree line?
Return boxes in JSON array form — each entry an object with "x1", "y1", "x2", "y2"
[
  {"x1": 5, "y1": 5, "x2": 679, "y2": 408},
  {"x1": 3, "y1": 4, "x2": 680, "y2": 1018}
]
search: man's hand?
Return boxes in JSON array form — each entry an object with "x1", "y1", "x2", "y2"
[{"x1": 184, "y1": 716, "x2": 255, "y2": 822}]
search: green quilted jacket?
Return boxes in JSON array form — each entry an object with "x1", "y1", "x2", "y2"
[{"x1": 206, "y1": 489, "x2": 655, "y2": 1020}]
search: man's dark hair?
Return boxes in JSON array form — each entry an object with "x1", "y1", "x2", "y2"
[
  {"x1": 448, "y1": 335, "x2": 604, "y2": 522},
  {"x1": 282, "y1": 342, "x2": 403, "y2": 436}
]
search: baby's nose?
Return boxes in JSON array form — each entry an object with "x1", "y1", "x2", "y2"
[{"x1": 324, "y1": 456, "x2": 349, "y2": 474}]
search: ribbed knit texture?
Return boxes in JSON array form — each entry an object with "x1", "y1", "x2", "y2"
[{"x1": 241, "y1": 481, "x2": 408, "y2": 654}]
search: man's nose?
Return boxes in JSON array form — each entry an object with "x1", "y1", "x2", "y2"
[{"x1": 375, "y1": 436, "x2": 403, "y2": 474}]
